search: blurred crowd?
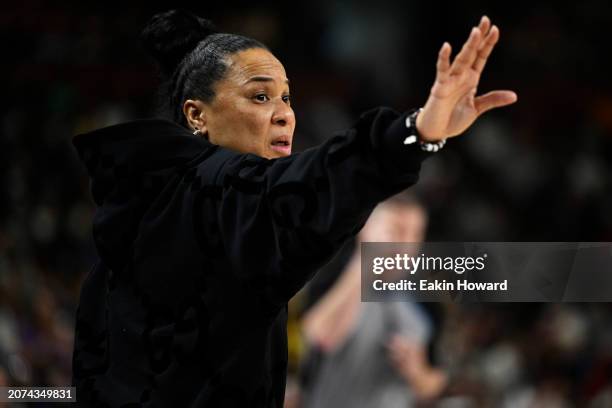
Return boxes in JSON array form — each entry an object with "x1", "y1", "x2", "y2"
[{"x1": 1, "y1": 0, "x2": 611, "y2": 406}]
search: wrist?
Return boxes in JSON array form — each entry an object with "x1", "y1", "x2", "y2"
[
  {"x1": 415, "y1": 109, "x2": 443, "y2": 142},
  {"x1": 405, "y1": 108, "x2": 446, "y2": 153},
  {"x1": 414, "y1": 110, "x2": 428, "y2": 141}
]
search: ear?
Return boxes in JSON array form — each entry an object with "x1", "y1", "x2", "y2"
[{"x1": 183, "y1": 99, "x2": 208, "y2": 135}]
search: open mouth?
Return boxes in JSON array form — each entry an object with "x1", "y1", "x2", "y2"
[{"x1": 270, "y1": 138, "x2": 292, "y2": 156}]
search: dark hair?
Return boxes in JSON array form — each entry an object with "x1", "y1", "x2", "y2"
[{"x1": 140, "y1": 9, "x2": 268, "y2": 127}]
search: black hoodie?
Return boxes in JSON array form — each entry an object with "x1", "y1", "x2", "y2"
[{"x1": 71, "y1": 107, "x2": 432, "y2": 407}]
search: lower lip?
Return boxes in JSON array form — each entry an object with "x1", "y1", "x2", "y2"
[{"x1": 270, "y1": 144, "x2": 292, "y2": 156}]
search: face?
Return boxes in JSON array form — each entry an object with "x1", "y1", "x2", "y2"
[
  {"x1": 360, "y1": 201, "x2": 428, "y2": 282},
  {"x1": 360, "y1": 202, "x2": 428, "y2": 243},
  {"x1": 185, "y1": 48, "x2": 295, "y2": 159}
]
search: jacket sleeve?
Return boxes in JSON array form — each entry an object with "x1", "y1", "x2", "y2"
[{"x1": 194, "y1": 107, "x2": 434, "y2": 306}]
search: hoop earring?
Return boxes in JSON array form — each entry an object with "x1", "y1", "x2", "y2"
[{"x1": 193, "y1": 128, "x2": 202, "y2": 136}]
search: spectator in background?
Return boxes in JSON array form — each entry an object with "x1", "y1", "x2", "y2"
[{"x1": 299, "y1": 194, "x2": 447, "y2": 407}]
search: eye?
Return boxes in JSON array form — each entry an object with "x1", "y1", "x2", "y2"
[
  {"x1": 282, "y1": 94, "x2": 291, "y2": 105},
  {"x1": 254, "y1": 94, "x2": 269, "y2": 103}
]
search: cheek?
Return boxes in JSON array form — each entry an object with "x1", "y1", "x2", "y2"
[
  {"x1": 240, "y1": 106, "x2": 272, "y2": 145},
  {"x1": 246, "y1": 106, "x2": 270, "y2": 128},
  {"x1": 221, "y1": 105, "x2": 272, "y2": 153}
]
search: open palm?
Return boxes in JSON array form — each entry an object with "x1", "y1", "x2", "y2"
[{"x1": 416, "y1": 16, "x2": 518, "y2": 142}]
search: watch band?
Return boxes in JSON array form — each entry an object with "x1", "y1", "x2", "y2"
[{"x1": 403, "y1": 108, "x2": 446, "y2": 153}]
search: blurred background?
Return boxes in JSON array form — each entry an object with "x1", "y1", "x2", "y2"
[{"x1": 1, "y1": 0, "x2": 611, "y2": 406}]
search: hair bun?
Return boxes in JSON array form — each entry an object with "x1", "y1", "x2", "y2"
[{"x1": 140, "y1": 9, "x2": 217, "y2": 77}]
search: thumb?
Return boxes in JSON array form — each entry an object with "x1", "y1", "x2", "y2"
[{"x1": 475, "y1": 90, "x2": 517, "y2": 115}]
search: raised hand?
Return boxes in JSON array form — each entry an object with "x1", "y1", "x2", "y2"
[{"x1": 416, "y1": 16, "x2": 517, "y2": 142}]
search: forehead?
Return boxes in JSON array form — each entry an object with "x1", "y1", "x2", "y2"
[{"x1": 225, "y1": 48, "x2": 288, "y2": 85}]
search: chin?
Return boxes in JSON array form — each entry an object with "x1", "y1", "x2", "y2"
[
  {"x1": 269, "y1": 151, "x2": 291, "y2": 159},
  {"x1": 267, "y1": 146, "x2": 292, "y2": 159}
]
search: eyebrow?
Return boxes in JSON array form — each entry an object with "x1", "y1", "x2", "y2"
[{"x1": 244, "y1": 75, "x2": 290, "y2": 85}]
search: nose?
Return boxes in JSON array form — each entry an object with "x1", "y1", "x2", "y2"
[{"x1": 272, "y1": 101, "x2": 295, "y2": 128}]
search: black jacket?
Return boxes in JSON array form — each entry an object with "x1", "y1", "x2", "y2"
[{"x1": 71, "y1": 107, "x2": 432, "y2": 407}]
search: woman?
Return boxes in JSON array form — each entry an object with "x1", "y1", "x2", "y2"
[{"x1": 71, "y1": 9, "x2": 516, "y2": 407}]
